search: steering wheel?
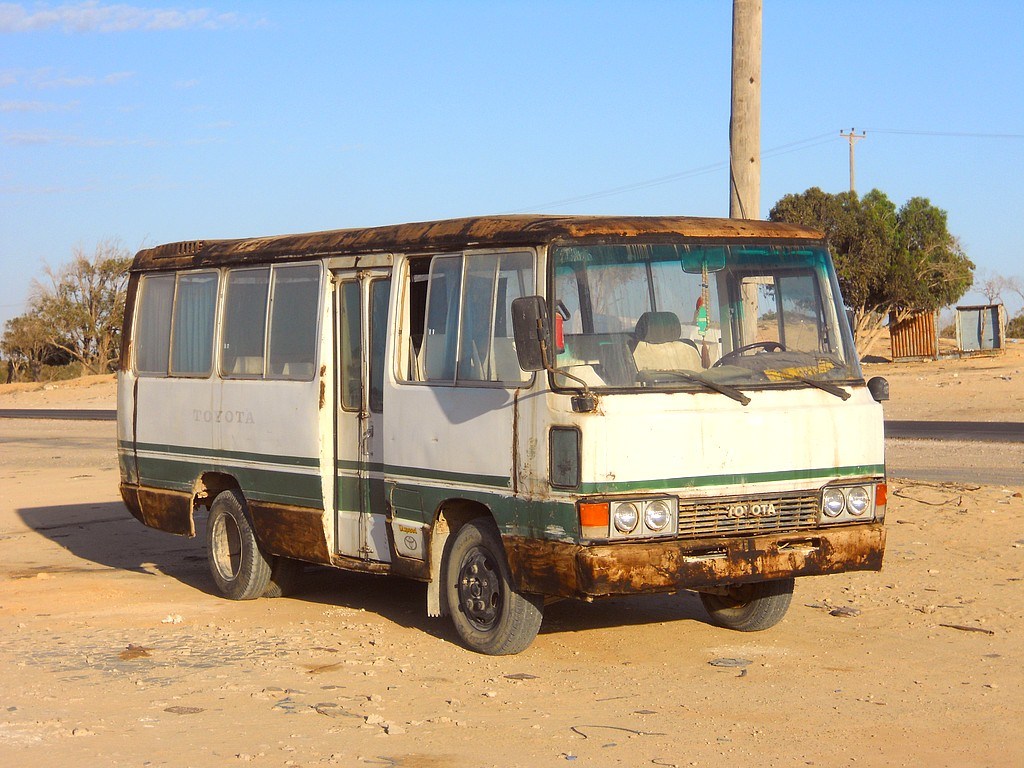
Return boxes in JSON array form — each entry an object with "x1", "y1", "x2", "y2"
[{"x1": 714, "y1": 341, "x2": 785, "y2": 367}]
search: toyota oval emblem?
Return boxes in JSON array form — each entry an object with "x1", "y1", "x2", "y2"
[{"x1": 403, "y1": 535, "x2": 418, "y2": 551}]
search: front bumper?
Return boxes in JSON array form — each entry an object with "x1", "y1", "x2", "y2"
[{"x1": 504, "y1": 523, "x2": 885, "y2": 599}]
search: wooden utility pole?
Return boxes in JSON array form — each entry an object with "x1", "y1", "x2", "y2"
[
  {"x1": 730, "y1": 0, "x2": 762, "y2": 348},
  {"x1": 840, "y1": 128, "x2": 866, "y2": 193},
  {"x1": 729, "y1": 0, "x2": 762, "y2": 220}
]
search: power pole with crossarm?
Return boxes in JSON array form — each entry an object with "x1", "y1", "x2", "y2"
[{"x1": 840, "y1": 128, "x2": 866, "y2": 193}]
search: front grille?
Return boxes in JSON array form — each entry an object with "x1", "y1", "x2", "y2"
[{"x1": 677, "y1": 490, "x2": 819, "y2": 538}]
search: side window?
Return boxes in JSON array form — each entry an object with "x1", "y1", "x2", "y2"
[
  {"x1": 737, "y1": 273, "x2": 823, "y2": 353},
  {"x1": 407, "y1": 250, "x2": 533, "y2": 386},
  {"x1": 776, "y1": 273, "x2": 825, "y2": 352},
  {"x1": 491, "y1": 251, "x2": 532, "y2": 384},
  {"x1": 134, "y1": 274, "x2": 174, "y2": 375},
  {"x1": 369, "y1": 279, "x2": 391, "y2": 413},
  {"x1": 220, "y1": 268, "x2": 269, "y2": 377},
  {"x1": 338, "y1": 281, "x2": 361, "y2": 410},
  {"x1": 267, "y1": 264, "x2": 320, "y2": 380},
  {"x1": 170, "y1": 271, "x2": 219, "y2": 376},
  {"x1": 458, "y1": 253, "x2": 499, "y2": 382},
  {"x1": 421, "y1": 255, "x2": 462, "y2": 382}
]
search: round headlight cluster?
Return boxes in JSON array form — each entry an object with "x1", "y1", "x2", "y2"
[
  {"x1": 822, "y1": 488, "x2": 846, "y2": 517},
  {"x1": 822, "y1": 485, "x2": 874, "y2": 520},
  {"x1": 644, "y1": 499, "x2": 672, "y2": 531},
  {"x1": 613, "y1": 503, "x2": 639, "y2": 533},
  {"x1": 847, "y1": 486, "x2": 870, "y2": 516}
]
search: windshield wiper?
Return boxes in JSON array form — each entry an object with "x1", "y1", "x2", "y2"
[
  {"x1": 785, "y1": 375, "x2": 850, "y2": 400},
  {"x1": 641, "y1": 370, "x2": 751, "y2": 406}
]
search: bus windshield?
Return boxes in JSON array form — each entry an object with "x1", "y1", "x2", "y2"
[{"x1": 552, "y1": 242, "x2": 862, "y2": 392}]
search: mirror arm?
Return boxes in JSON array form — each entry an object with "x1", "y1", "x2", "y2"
[{"x1": 535, "y1": 318, "x2": 598, "y2": 413}]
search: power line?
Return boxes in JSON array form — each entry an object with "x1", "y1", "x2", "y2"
[
  {"x1": 867, "y1": 128, "x2": 1024, "y2": 139},
  {"x1": 509, "y1": 126, "x2": 1024, "y2": 213},
  {"x1": 510, "y1": 131, "x2": 837, "y2": 213}
]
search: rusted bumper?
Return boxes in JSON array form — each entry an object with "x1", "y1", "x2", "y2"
[{"x1": 504, "y1": 524, "x2": 885, "y2": 599}]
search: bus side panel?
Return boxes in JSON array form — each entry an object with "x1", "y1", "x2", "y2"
[
  {"x1": 133, "y1": 376, "x2": 330, "y2": 561},
  {"x1": 383, "y1": 384, "x2": 518, "y2": 529}
]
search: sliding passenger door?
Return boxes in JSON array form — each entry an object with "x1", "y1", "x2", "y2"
[{"x1": 334, "y1": 269, "x2": 392, "y2": 561}]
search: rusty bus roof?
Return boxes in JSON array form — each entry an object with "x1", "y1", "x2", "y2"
[{"x1": 130, "y1": 214, "x2": 825, "y2": 272}]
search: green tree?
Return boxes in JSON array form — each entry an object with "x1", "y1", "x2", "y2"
[
  {"x1": 1, "y1": 311, "x2": 64, "y2": 381},
  {"x1": 1007, "y1": 312, "x2": 1024, "y2": 339},
  {"x1": 30, "y1": 240, "x2": 133, "y2": 374},
  {"x1": 769, "y1": 187, "x2": 973, "y2": 357}
]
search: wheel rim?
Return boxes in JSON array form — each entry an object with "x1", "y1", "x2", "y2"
[
  {"x1": 456, "y1": 546, "x2": 502, "y2": 631},
  {"x1": 211, "y1": 513, "x2": 242, "y2": 582}
]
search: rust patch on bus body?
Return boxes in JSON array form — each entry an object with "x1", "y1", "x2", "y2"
[
  {"x1": 129, "y1": 215, "x2": 824, "y2": 273},
  {"x1": 120, "y1": 483, "x2": 195, "y2": 537},
  {"x1": 504, "y1": 524, "x2": 885, "y2": 599},
  {"x1": 121, "y1": 483, "x2": 334, "y2": 566},
  {"x1": 247, "y1": 500, "x2": 332, "y2": 565}
]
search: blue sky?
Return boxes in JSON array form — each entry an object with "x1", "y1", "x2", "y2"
[{"x1": 2, "y1": 0, "x2": 1023, "y2": 330}]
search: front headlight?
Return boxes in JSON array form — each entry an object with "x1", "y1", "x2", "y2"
[
  {"x1": 644, "y1": 499, "x2": 672, "y2": 531},
  {"x1": 613, "y1": 503, "x2": 639, "y2": 533},
  {"x1": 847, "y1": 486, "x2": 870, "y2": 516},
  {"x1": 819, "y1": 482, "x2": 882, "y2": 524},
  {"x1": 822, "y1": 488, "x2": 846, "y2": 517},
  {"x1": 584, "y1": 497, "x2": 678, "y2": 539}
]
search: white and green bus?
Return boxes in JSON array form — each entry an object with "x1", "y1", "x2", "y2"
[{"x1": 117, "y1": 215, "x2": 888, "y2": 654}]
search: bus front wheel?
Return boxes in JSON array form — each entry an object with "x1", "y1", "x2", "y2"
[
  {"x1": 444, "y1": 519, "x2": 544, "y2": 655},
  {"x1": 699, "y1": 577, "x2": 794, "y2": 631},
  {"x1": 206, "y1": 490, "x2": 272, "y2": 600}
]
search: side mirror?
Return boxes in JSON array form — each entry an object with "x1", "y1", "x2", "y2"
[
  {"x1": 511, "y1": 296, "x2": 550, "y2": 372},
  {"x1": 867, "y1": 376, "x2": 889, "y2": 403}
]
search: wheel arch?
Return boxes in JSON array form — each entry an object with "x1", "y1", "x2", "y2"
[
  {"x1": 426, "y1": 497, "x2": 497, "y2": 618},
  {"x1": 194, "y1": 471, "x2": 243, "y2": 512}
]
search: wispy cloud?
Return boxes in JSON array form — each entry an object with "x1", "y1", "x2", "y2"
[
  {"x1": 36, "y1": 69, "x2": 134, "y2": 88},
  {"x1": 0, "y1": 67, "x2": 135, "y2": 89},
  {"x1": 0, "y1": 182, "x2": 97, "y2": 195},
  {"x1": 0, "y1": 2, "x2": 260, "y2": 33},
  {"x1": 3, "y1": 128, "x2": 231, "y2": 149},
  {"x1": 0, "y1": 98, "x2": 78, "y2": 112},
  {"x1": 3, "y1": 130, "x2": 162, "y2": 147}
]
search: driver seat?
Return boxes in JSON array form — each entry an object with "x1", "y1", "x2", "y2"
[{"x1": 632, "y1": 311, "x2": 702, "y2": 372}]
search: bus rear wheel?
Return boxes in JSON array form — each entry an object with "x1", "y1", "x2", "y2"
[
  {"x1": 206, "y1": 490, "x2": 272, "y2": 600},
  {"x1": 444, "y1": 519, "x2": 543, "y2": 655},
  {"x1": 699, "y1": 578, "x2": 794, "y2": 631}
]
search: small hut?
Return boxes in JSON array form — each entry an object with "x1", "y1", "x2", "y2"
[{"x1": 955, "y1": 304, "x2": 1006, "y2": 352}]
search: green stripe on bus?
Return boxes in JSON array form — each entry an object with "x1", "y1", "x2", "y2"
[
  {"x1": 576, "y1": 463, "x2": 886, "y2": 495},
  {"x1": 136, "y1": 455, "x2": 323, "y2": 509},
  {"x1": 134, "y1": 441, "x2": 319, "y2": 468},
  {"x1": 336, "y1": 458, "x2": 511, "y2": 490}
]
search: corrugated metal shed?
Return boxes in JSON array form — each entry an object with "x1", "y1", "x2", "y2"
[{"x1": 889, "y1": 310, "x2": 938, "y2": 360}]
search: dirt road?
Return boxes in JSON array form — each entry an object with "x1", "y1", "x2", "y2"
[{"x1": 1, "y1": 418, "x2": 1021, "y2": 767}]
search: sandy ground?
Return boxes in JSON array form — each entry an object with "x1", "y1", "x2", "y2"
[{"x1": 0, "y1": 347, "x2": 1022, "y2": 767}]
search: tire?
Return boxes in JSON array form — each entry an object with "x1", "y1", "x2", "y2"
[
  {"x1": 206, "y1": 490, "x2": 272, "y2": 600},
  {"x1": 262, "y1": 557, "x2": 304, "y2": 598},
  {"x1": 699, "y1": 577, "x2": 794, "y2": 632},
  {"x1": 444, "y1": 519, "x2": 544, "y2": 655}
]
